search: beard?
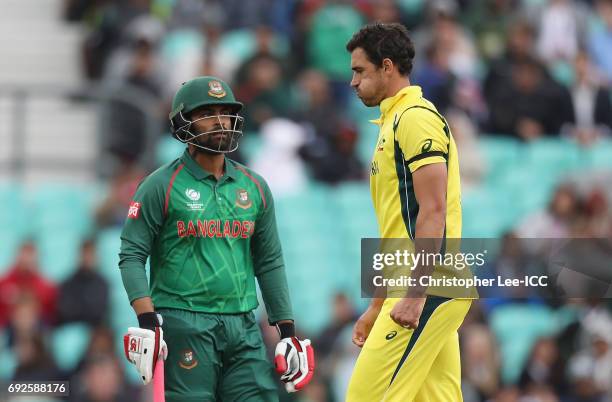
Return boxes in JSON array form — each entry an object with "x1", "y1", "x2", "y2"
[{"x1": 191, "y1": 130, "x2": 238, "y2": 154}]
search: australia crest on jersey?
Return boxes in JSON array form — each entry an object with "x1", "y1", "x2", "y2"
[
  {"x1": 179, "y1": 349, "x2": 198, "y2": 370},
  {"x1": 235, "y1": 189, "x2": 252, "y2": 209}
]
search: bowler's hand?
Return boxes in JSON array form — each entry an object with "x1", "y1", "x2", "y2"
[
  {"x1": 352, "y1": 306, "x2": 380, "y2": 347},
  {"x1": 390, "y1": 297, "x2": 426, "y2": 329}
]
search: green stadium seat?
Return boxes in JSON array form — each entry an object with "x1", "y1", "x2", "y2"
[
  {"x1": 524, "y1": 138, "x2": 580, "y2": 173},
  {"x1": 217, "y1": 29, "x2": 289, "y2": 66},
  {"x1": 36, "y1": 233, "x2": 82, "y2": 282},
  {"x1": 96, "y1": 228, "x2": 123, "y2": 287},
  {"x1": 585, "y1": 140, "x2": 612, "y2": 169},
  {"x1": 478, "y1": 137, "x2": 520, "y2": 185},
  {"x1": 0, "y1": 330, "x2": 16, "y2": 380},
  {"x1": 29, "y1": 183, "x2": 101, "y2": 238},
  {"x1": 462, "y1": 188, "x2": 513, "y2": 237},
  {"x1": 51, "y1": 323, "x2": 91, "y2": 372},
  {"x1": 156, "y1": 135, "x2": 185, "y2": 166}
]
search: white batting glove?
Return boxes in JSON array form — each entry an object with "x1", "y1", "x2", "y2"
[
  {"x1": 274, "y1": 337, "x2": 315, "y2": 392},
  {"x1": 123, "y1": 314, "x2": 168, "y2": 385}
]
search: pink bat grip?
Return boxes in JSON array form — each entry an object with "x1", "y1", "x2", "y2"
[{"x1": 153, "y1": 359, "x2": 165, "y2": 402}]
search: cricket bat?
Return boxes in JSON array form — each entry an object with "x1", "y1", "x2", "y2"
[{"x1": 153, "y1": 359, "x2": 165, "y2": 402}]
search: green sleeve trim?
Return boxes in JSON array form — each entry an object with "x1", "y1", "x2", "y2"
[
  {"x1": 257, "y1": 266, "x2": 294, "y2": 323},
  {"x1": 118, "y1": 166, "x2": 171, "y2": 304},
  {"x1": 120, "y1": 260, "x2": 151, "y2": 303}
]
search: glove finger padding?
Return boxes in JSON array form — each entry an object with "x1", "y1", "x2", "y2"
[
  {"x1": 274, "y1": 338, "x2": 315, "y2": 393},
  {"x1": 123, "y1": 327, "x2": 167, "y2": 384}
]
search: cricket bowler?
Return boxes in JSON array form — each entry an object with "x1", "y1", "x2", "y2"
[
  {"x1": 345, "y1": 23, "x2": 473, "y2": 401},
  {"x1": 118, "y1": 76, "x2": 315, "y2": 401}
]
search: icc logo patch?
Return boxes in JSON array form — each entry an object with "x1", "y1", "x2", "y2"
[
  {"x1": 208, "y1": 80, "x2": 226, "y2": 98},
  {"x1": 235, "y1": 189, "x2": 252, "y2": 209},
  {"x1": 179, "y1": 349, "x2": 198, "y2": 370},
  {"x1": 185, "y1": 188, "x2": 200, "y2": 201}
]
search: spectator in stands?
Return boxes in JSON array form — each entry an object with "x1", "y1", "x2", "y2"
[
  {"x1": 72, "y1": 326, "x2": 118, "y2": 376},
  {"x1": 57, "y1": 239, "x2": 109, "y2": 327},
  {"x1": 81, "y1": 0, "x2": 156, "y2": 80},
  {"x1": 250, "y1": 119, "x2": 309, "y2": 196},
  {"x1": 368, "y1": 0, "x2": 401, "y2": 24},
  {"x1": 234, "y1": 52, "x2": 290, "y2": 132},
  {"x1": 490, "y1": 387, "x2": 521, "y2": 402},
  {"x1": 445, "y1": 109, "x2": 485, "y2": 191},
  {"x1": 516, "y1": 184, "x2": 580, "y2": 238},
  {"x1": 306, "y1": 1, "x2": 364, "y2": 86},
  {"x1": 12, "y1": 334, "x2": 62, "y2": 381},
  {"x1": 535, "y1": 0, "x2": 591, "y2": 64},
  {"x1": 484, "y1": 19, "x2": 537, "y2": 104},
  {"x1": 414, "y1": 0, "x2": 479, "y2": 80},
  {"x1": 316, "y1": 293, "x2": 358, "y2": 359},
  {"x1": 486, "y1": 56, "x2": 574, "y2": 139},
  {"x1": 588, "y1": 0, "x2": 612, "y2": 82},
  {"x1": 101, "y1": 16, "x2": 166, "y2": 166},
  {"x1": 412, "y1": 40, "x2": 456, "y2": 114},
  {"x1": 0, "y1": 241, "x2": 57, "y2": 328},
  {"x1": 461, "y1": 324, "x2": 500, "y2": 400},
  {"x1": 300, "y1": 120, "x2": 365, "y2": 184},
  {"x1": 290, "y1": 69, "x2": 346, "y2": 143},
  {"x1": 463, "y1": 0, "x2": 517, "y2": 61},
  {"x1": 577, "y1": 188, "x2": 611, "y2": 237},
  {"x1": 569, "y1": 50, "x2": 612, "y2": 144},
  {"x1": 6, "y1": 293, "x2": 44, "y2": 347},
  {"x1": 519, "y1": 337, "x2": 567, "y2": 394},
  {"x1": 69, "y1": 354, "x2": 140, "y2": 402}
]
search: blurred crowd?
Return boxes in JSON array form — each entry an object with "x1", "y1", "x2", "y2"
[
  {"x1": 2, "y1": 0, "x2": 611, "y2": 401},
  {"x1": 64, "y1": 0, "x2": 612, "y2": 184}
]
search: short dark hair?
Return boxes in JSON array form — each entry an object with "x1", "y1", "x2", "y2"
[{"x1": 346, "y1": 22, "x2": 415, "y2": 76}]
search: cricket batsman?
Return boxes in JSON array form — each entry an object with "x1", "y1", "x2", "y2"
[
  {"x1": 118, "y1": 76, "x2": 315, "y2": 401},
  {"x1": 345, "y1": 23, "x2": 473, "y2": 401}
]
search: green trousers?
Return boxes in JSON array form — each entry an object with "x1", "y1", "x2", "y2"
[{"x1": 158, "y1": 308, "x2": 279, "y2": 402}]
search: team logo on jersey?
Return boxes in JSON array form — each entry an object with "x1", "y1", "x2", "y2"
[
  {"x1": 185, "y1": 188, "x2": 200, "y2": 201},
  {"x1": 208, "y1": 80, "x2": 226, "y2": 98},
  {"x1": 385, "y1": 331, "x2": 397, "y2": 340},
  {"x1": 235, "y1": 189, "x2": 252, "y2": 209},
  {"x1": 376, "y1": 137, "x2": 386, "y2": 152},
  {"x1": 127, "y1": 201, "x2": 141, "y2": 219},
  {"x1": 179, "y1": 349, "x2": 198, "y2": 370}
]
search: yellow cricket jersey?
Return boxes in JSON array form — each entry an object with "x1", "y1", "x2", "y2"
[
  {"x1": 370, "y1": 85, "x2": 461, "y2": 239},
  {"x1": 369, "y1": 86, "x2": 475, "y2": 298}
]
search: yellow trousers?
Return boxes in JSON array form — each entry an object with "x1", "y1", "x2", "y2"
[{"x1": 346, "y1": 297, "x2": 471, "y2": 402}]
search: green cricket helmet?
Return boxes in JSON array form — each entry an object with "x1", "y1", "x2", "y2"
[{"x1": 169, "y1": 76, "x2": 245, "y2": 153}]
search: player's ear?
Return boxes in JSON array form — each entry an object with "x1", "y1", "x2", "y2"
[{"x1": 382, "y1": 58, "x2": 393, "y2": 74}]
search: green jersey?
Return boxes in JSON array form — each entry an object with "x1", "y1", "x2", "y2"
[{"x1": 118, "y1": 149, "x2": 293, "y2": 323}]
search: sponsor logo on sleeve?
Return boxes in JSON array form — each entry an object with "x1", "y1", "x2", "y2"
[{"x1": 127, "y1": 201, "x2": 141, "y2": 219}]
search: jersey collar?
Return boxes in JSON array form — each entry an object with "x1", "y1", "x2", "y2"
[
  {"x1": 370, "y1": 85, "x2": 423, "y2": 126},
  {"x1": 180, "y1": 149, "x2": 237, "y2": 181}
]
